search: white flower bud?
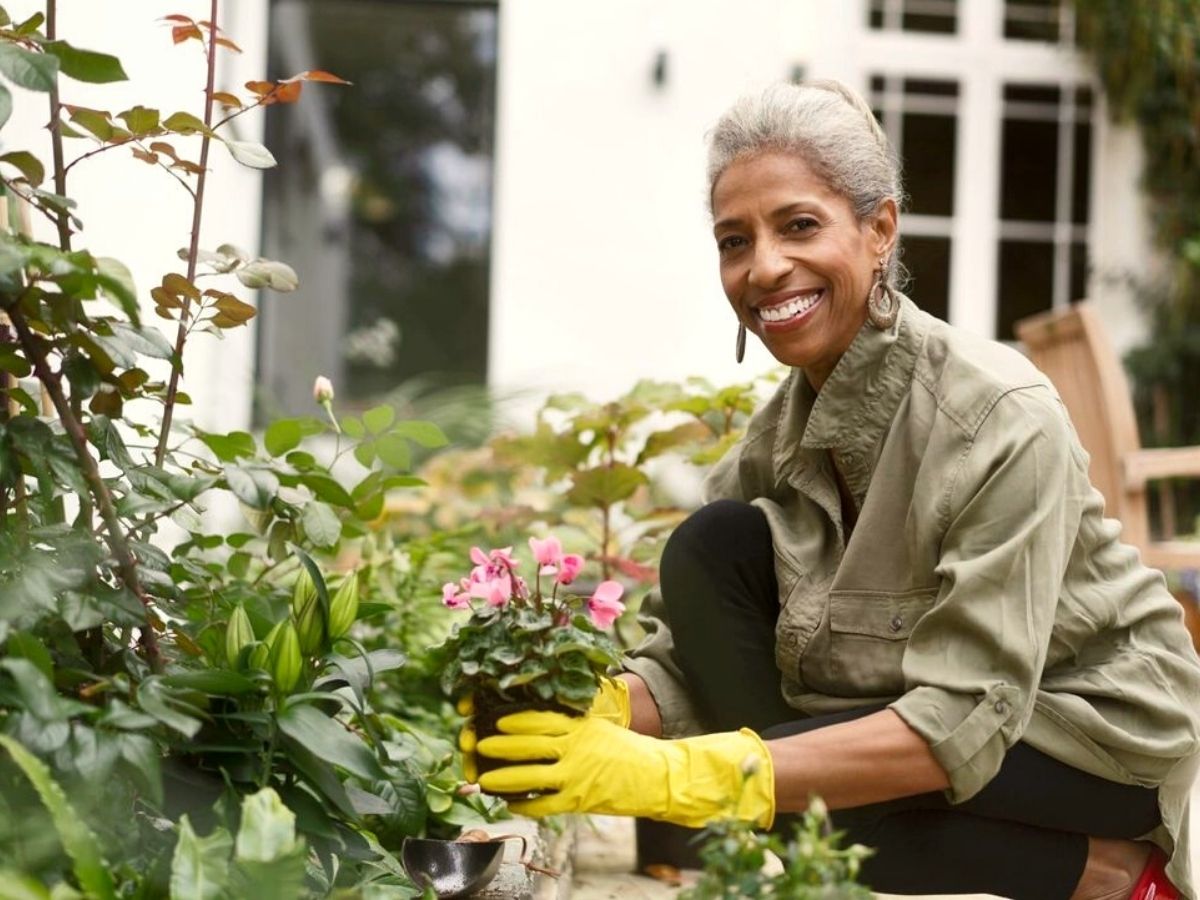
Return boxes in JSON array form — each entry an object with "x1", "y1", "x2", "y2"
[{"x1": 313, "y1": 375, "x2": 335, "y2": 404}]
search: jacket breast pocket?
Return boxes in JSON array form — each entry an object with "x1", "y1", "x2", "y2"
[{"x1": 820, "y1": 587, "x2": 939, "y2": 697}]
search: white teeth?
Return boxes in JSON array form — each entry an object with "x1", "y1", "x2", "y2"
[{"x1": 757, "y1": 291, "x2": 821, "y2": 323}]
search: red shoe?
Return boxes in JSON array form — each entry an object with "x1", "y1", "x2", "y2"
[{"x1": 1131, "y1": 848, "x2": 1179, "y2": 900}]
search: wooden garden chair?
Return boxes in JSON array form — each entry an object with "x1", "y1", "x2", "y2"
[{"x1": 1015, "y1": 302, "x2": 1200, "y2": 573}]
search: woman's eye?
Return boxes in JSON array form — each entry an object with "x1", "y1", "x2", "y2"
[
  {"x1": 717, "y1": 235, "x2": 746, "y2": 253},
  {"x1": 787, "y1": 217, "x2": 818, "y2": 234}
]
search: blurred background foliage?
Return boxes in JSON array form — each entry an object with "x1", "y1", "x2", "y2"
[{"x1": 1074, "y1": 0, "x2": 1200, "y2": 538}]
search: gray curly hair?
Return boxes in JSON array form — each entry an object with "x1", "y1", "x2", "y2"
[{"x1": 706, "y1": 80, "x2": 905, "y2": 288}]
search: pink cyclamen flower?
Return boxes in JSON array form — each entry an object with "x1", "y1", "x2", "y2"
[
  {"x1": 556, "y1": 553, "x2": 584, "y2": 585},
  {"x1": 586, "y1": 580, "x2": 626, "y2": 629},
  {"x1": 489, "y1": 546, "x2": 517, "y2": 569},
  {"x1": 528, "y1": 535, "x2": 563, "y2": 568},
  {"x1": 442, "y1": 582, "x2": 471, "y2": 610}
]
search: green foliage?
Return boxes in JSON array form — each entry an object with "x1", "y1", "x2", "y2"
[
  {"x1": 436, "y1": 605, "x2": 622, "y2": 712},
  {"x1": 0, "y1": 7, "x2": 493, "y2": 897},
  {"x1": 682, "y1": 799, "x2": 872, "y2": 899},
  {"x1": 0, "y1": 734, "x2": 115, "y2": 899}
]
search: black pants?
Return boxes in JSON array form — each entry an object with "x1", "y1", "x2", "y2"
[{"x1": 659, "y1": 500, "x2": 1161, "y2": 900}]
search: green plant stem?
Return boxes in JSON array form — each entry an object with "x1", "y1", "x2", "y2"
[
  {"x1": 155, "y1": 0, "x2": 220, "y2": 467},
  {"x1": 259, "y1": 718, "x2": 277, "y2": 789},
  {"x1": 600, "y1": 429, "x2": 616, "y2": 581},
  {"x1": 5, "y1": 302, "x2": 161, "y2": 670}
]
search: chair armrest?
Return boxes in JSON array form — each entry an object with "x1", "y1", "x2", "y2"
[{"x1": 1124, "y1": 447, "x2": 1200, "y2": 488}]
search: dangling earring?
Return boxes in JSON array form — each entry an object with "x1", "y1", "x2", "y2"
[
  {"x1": 866, "y1": 255, "x2": 899, "y2": 330},
  {"x1": 735, "y1": 322, "x2": 746, "y2": 363}
]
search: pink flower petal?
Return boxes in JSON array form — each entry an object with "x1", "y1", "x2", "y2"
[
  {"x1": 442, "y1": 582, "x2": 471, "y2": 610},
  {"x1": 470, "y1": 546, "x2": 489, "y2": 567},
  {"x1": 489, "y1": 546, "x2": 517, "y2": 569},
  {"x1": 587, "y1": 595, "x2": 625, "y2": 629},
  {"x1": 590, "y1": 580, "x2": 625, "y2": 604},
  {"x1": 557, "y1": 554, "x2": 584, "y2": 585},
  {"x1": 487, "y1": 583, "x2": 509, "y2": 607},
  {"x1": 528, "y1": 535, "x2": 563, "y2": 567}
]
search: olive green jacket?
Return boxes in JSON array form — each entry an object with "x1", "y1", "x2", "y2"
[{"x1": 625, "y1": 296, "x2": 1200, "y2": 894}]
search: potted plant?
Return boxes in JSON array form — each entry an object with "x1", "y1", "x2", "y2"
[{"x1": 432, "y1": 535, "x2": 626, "y2": 788}]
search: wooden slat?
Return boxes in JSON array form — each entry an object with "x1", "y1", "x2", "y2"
[
  {"x1": 1124, "y1": 446, "x2": 1200, "y2": 487},
  {"x1": 1143, "y1": 542, "x2": 1200, "y2": 571}
]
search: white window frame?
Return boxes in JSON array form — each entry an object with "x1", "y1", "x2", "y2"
[{"x1": 854, "y1": 0, "x2": 1098, "y2": 338}]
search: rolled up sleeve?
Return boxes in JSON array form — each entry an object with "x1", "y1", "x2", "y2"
[
  {"x1": 624, "y1": 588, "x2": 707, "y2": 738},
  {"x1": 889, "y1": 387, "x2": 1084, "y2": 802}
]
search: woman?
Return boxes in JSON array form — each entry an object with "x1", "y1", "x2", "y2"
[{"x1": 471, "y1": 81, "x2": 1200, "y2": 899}]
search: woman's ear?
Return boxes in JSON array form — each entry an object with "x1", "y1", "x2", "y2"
[{"x1": 868, "y1": 198, "x2": 899, "y2": 260}]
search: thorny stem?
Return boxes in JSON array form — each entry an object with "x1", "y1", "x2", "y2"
[
  {"x1": 155, "y1": 0, "x2": 220, "y2": 466},
  {"x1": 46, "y1": 0, "x2": 90, "y2": 527},
  {"x1": 46, "y1": 0, "x2": 71, "y2": 255},
  {"x1": 5, "y1": 302, "x2": 161, "y2": 669}
]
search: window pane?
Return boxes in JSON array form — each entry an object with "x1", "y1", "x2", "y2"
[
  {"x1": 869, "y1": 0, "x2": 958, "y2": 33},
  {"x1": 258, "y1": 0, "x2": 497, "y2": 416},
  {"x1": 1004, "y1": 0, "x2": 1060, "y2": 42},
  {"x1": 1069, "y1": 242, "x2": 1089, "y2": 303},
  {"x1": 1000, "y1": 117, "x2": 1058, "y2": 222},
  {"x1": 1003, "y1": 84, "x2": 1060, "y2": 105},
  {"x1": 903, "y1": 113, "x2": 957, "y2": 216},
  {"x1": 1072, "y1": 120, "x2": 1092, "y2": 225},
  {"x1": 996, "y1": 240, "x2": 1054, "y2": 339},
  {"x1": 902, "y1": 236, "x2": 951, "y2": 322}
]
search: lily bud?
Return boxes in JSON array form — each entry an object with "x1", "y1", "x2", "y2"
[
  {"x1": 313, "y1": 375, "x2": 335, "y2": 404},
  {"x1": 269, "y1": 621, "x2": 303, "y2": 694},
  {"x1": 292, "y1": 571, "x2": 326, "y2": 656},
  {"x1": 328, "y1": 574, "x2": 359, "y2": 640},
  {"x1": 249, "y1": 620, "x2": 284, "y2": 671},
  {"x1": 225, "y1": 604, "x2": 255, "y2": 669}
]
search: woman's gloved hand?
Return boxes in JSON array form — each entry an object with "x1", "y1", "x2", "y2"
[
  {"x1": 475, "y1": 710, "x2": 774, "y2": 828},
  {"x1": 457, "y1": 678, "x2": 632, "y2": 782}
]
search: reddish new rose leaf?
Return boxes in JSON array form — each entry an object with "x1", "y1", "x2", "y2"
[
  {"x1": 212, "y1": 91, "x2": 242, "y2": 109},
  {"x1": 597, "y1": 555, "x2": 659, "y2": 585},
  {"x1": 214, "y1": 36, "x2": 242, "y2": 53},
  {"x1": 172, "y1": 24, "x2": 202, "y2": 44},
  {"x1": 161, "y1": 14, "x2": 195, "y2": 24},
  {"x1": 148, "y1": 141, "x2": 179, "y2": 161},
  {"x1": 129, "y1": 147, "x2": 158, "y2": 165},
  {"x1": 274, "y1": 81, "x2": 302, "y2": 104},
  {"x1": 285, "y1": 69, "x2": 352, "y2": 85},
  {"x1": 245, "y1": 80, "x2": 274, "y2": 96}
]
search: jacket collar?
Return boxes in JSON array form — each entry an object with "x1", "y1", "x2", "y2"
[{"x1": 771, "y1": 295, "x2": 927, "y2": 500}]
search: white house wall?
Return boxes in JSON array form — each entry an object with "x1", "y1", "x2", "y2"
[
  {"x1": 489, "y1": 0, "x2": 1156, "y2": 415},
  {"x1": 0, "y1": 1, "x2": 1157, "y2": 434},
  {"x1": 2, "y1": 0, "x2": 268, "y2": 436}
]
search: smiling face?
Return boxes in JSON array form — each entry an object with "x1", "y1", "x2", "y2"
[{"x1": 712, "y1": 151, "x2": 897, "y2": 390}]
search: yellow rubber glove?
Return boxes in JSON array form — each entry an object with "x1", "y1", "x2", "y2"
[
  {"x1": 457, "y1": 678, "x2": 632, "y2": 782},
  {"x1": 475, "y1": 710, "x2": 775, "y2": 829}
]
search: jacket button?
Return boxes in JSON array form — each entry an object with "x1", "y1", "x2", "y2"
[
  {"x1": 994, "y1": 701, "x2": 1009, "y2": 716},
  {"x1": 889, "y1": 615, "x2": 904, "y2": 633}
]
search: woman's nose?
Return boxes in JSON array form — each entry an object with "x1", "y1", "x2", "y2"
[{"x1": 747, "y1": 237, "x2": 792, "y2": 288}]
